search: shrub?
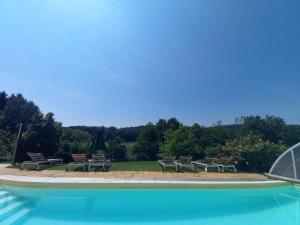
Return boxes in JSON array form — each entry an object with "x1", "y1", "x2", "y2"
[{"x1": 221, "y1": 134, "x2": 287, "y2": 172}]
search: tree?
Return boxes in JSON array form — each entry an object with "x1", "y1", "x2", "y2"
[
  {"x1": 17, "y1": 112, "x2": 62, "y2": 162},
  {"x1": 39, "y1": 113, "x2": 62, "y2": 156},
  {"x1": 104, "y1": 126, "x2": 117, "y2": 141},
  {"x1": 204, "y1": 145, "x2": 222, "y2": 158},
  {"x1": 0, "y1": 92, "x2": 66, "y2": 162},
  {"x1": 116, "y1": 126, "x2": 142, "y2": 142},
  {"x1": 156, "y1": 119, "x2": 168, "y2": 142},
  {"x1": 264, "y1": 115, "x2": 286, "y2": 142},
  {"x1": 159, "y1": 126, "x2": 203, "y2": 158},
  {"x1": 1, "y1": 90, "x2": 297, "y2": 168},
  {"x1": 107, "y1": 137, "x2": 127, "y2": 161},
  {"x1": 0, "y1": 129, "x2": 15, "y2": 161},
  {"x1": 190, "y1": 123, "x2": 203, "y2": 145},
  {"x1": 58, "y1": 128, "x2": 91, "y2": 162},
  {"x1": 199, "y1": 125, "x2": 228, "y2": 148},
  {"x1": 90, "y1": 129, "x2": 106, "y2": 154},
  {"x1": 133, "y1": 124, "x2": 159, "y2": 160},
  {"x1": 0, "y1": 91, "x2": 8, "y2": 111},
  {"x1": 167, "y1": 117, "x2": 180, "y2": 130},
  {"x1": 282, "y1": 125, "x2": 300, "y2": 146},
  {"x1": 1, "y1": 94, "x2": 40, "y2": 132},
  {"x1": 241, "y1": 115, "x2": 286, "y2": 143}
]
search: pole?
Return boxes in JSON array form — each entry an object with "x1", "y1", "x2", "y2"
[{"x1": 11, "y1": 123, "x2": 22, "y2": 165}]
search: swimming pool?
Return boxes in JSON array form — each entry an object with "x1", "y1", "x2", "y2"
[{"x1": 1, "y1": 185, "x2": 300, "y2": 225}]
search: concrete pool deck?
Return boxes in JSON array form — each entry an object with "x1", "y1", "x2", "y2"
[{"x1": 0, "y1": 164, "x2": 287, "y2": 188}]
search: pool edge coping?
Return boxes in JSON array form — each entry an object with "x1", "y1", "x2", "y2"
[{"x1": 0, "y1": 174, "x2": 290, "y2": 189}]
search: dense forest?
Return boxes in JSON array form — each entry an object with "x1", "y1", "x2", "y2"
[{"x1": 1, "y1": 91, "x2": 300, "y2": 172}]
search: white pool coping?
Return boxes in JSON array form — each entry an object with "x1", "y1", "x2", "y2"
[{"x1": 0, "y1": 174, "x2": 287, "y2": 185}]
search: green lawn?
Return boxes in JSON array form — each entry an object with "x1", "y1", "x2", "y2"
[
  {"x1": 48, "y1": 161, "x2": 162, "y2": 171},
  {"x1": 110, "y1": 161, "x2": 160, "y2": 171}
]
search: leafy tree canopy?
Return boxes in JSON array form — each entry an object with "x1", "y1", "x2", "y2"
[
  {"x1": 107, "y1": 136, "x2": 127, "y2": 161},
  {"x1": 133, "y1": 123, "x2": 159, "y2": 160},
  {"x1": 1, "y1": 90, "x2": 300, "y2": 172},
  {"x1": 159, "y1": 126, "x2": 203, "y2": 159}
]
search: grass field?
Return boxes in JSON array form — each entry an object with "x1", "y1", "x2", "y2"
[
  {"x1": 48, "y1": 161, "x2": 163, "y2": 171},
  {"x1": 110, "y1": 161, "x2": 161, "y2": 171},
  {"x1": 47, "y1": 161, "x2": 198, "y2": 172}
]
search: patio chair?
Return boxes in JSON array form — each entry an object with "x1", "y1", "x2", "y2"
[
  {"x1": 176, "y1": 156, "x2": 196, "y2": 172},
  {"x1": 88, "y1": 154, "x2": 111, "y2": 172},
  {"x1": 158, "y1": 156, "x2": 177, "y2": 172},
  {"x1": 66, "y1": 154, "x2": 88, "y2": 171},
  {"x1": 214, "y1": 156, "x2": 237, "y2": 173},
  {"x1": 191, "y1": 158, "x2": 222, "y2": 172},
  {"x1": 20, "y1": 152, "x2": 63, "y2": 170}
]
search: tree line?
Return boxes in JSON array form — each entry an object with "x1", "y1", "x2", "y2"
[{"x1": 1, "y1": 91, "x2": 300, "y2": 172}]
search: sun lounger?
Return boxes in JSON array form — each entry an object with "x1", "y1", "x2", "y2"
[
  {"x1": 20, "y1": 152, "x2": 63, "y2": 170},
  {"x1": 88, "y1": 154, "x2": 111, "y2": 171},
  {"x1": 213, "y1": 156, "x2": 237, "y2": 172},
  {"x1": 176, "y1": 156, "x2": 196, "y2": 172},
  {"x1": 66, "y1": 154, "x2": 88, "y2": 171},
  {"x1": 192, "y1": 158, "x2": 222, "y2": 172},
  {"x1": 158, "y1": 156, "x2": 177, "y2": 172}
]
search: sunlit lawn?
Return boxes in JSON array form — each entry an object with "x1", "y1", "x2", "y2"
[
  {"x1": 49, "y1": 161, "x2": 162, "y2": 171},
  {"x1": 9, "y1": 160, "x2": 195, "y2": 172}
]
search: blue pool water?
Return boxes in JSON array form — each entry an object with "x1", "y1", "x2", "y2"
[{"x1": 1, "y1": 185, "x2": 300, "y2": 225}]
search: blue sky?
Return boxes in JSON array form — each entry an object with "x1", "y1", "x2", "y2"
[{"x1": 0, "y1": 0, "x2": 300, "y2": 127}]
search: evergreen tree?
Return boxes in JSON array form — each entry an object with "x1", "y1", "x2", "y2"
[
  {"x1": 133, "y1": 123, "x2": 159, "y2": 160},
  {"x1": 90, "y1": 129, "x2": 106, "y2": 154},
  {"x1": 107, "y1": 137, "x2": 127, "y2": 161}
]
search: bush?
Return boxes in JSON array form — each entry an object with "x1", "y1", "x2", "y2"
[{"x1": 221, "y1": 134, "x2": 286, "y2": 172}]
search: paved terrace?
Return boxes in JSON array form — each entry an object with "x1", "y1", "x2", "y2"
[
  {"x1": 0, "y1": 164, "x2": 266, "y2": 179},
  {"x1": 0, "y1": 164, "x2": 287, "y2": 188}
]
